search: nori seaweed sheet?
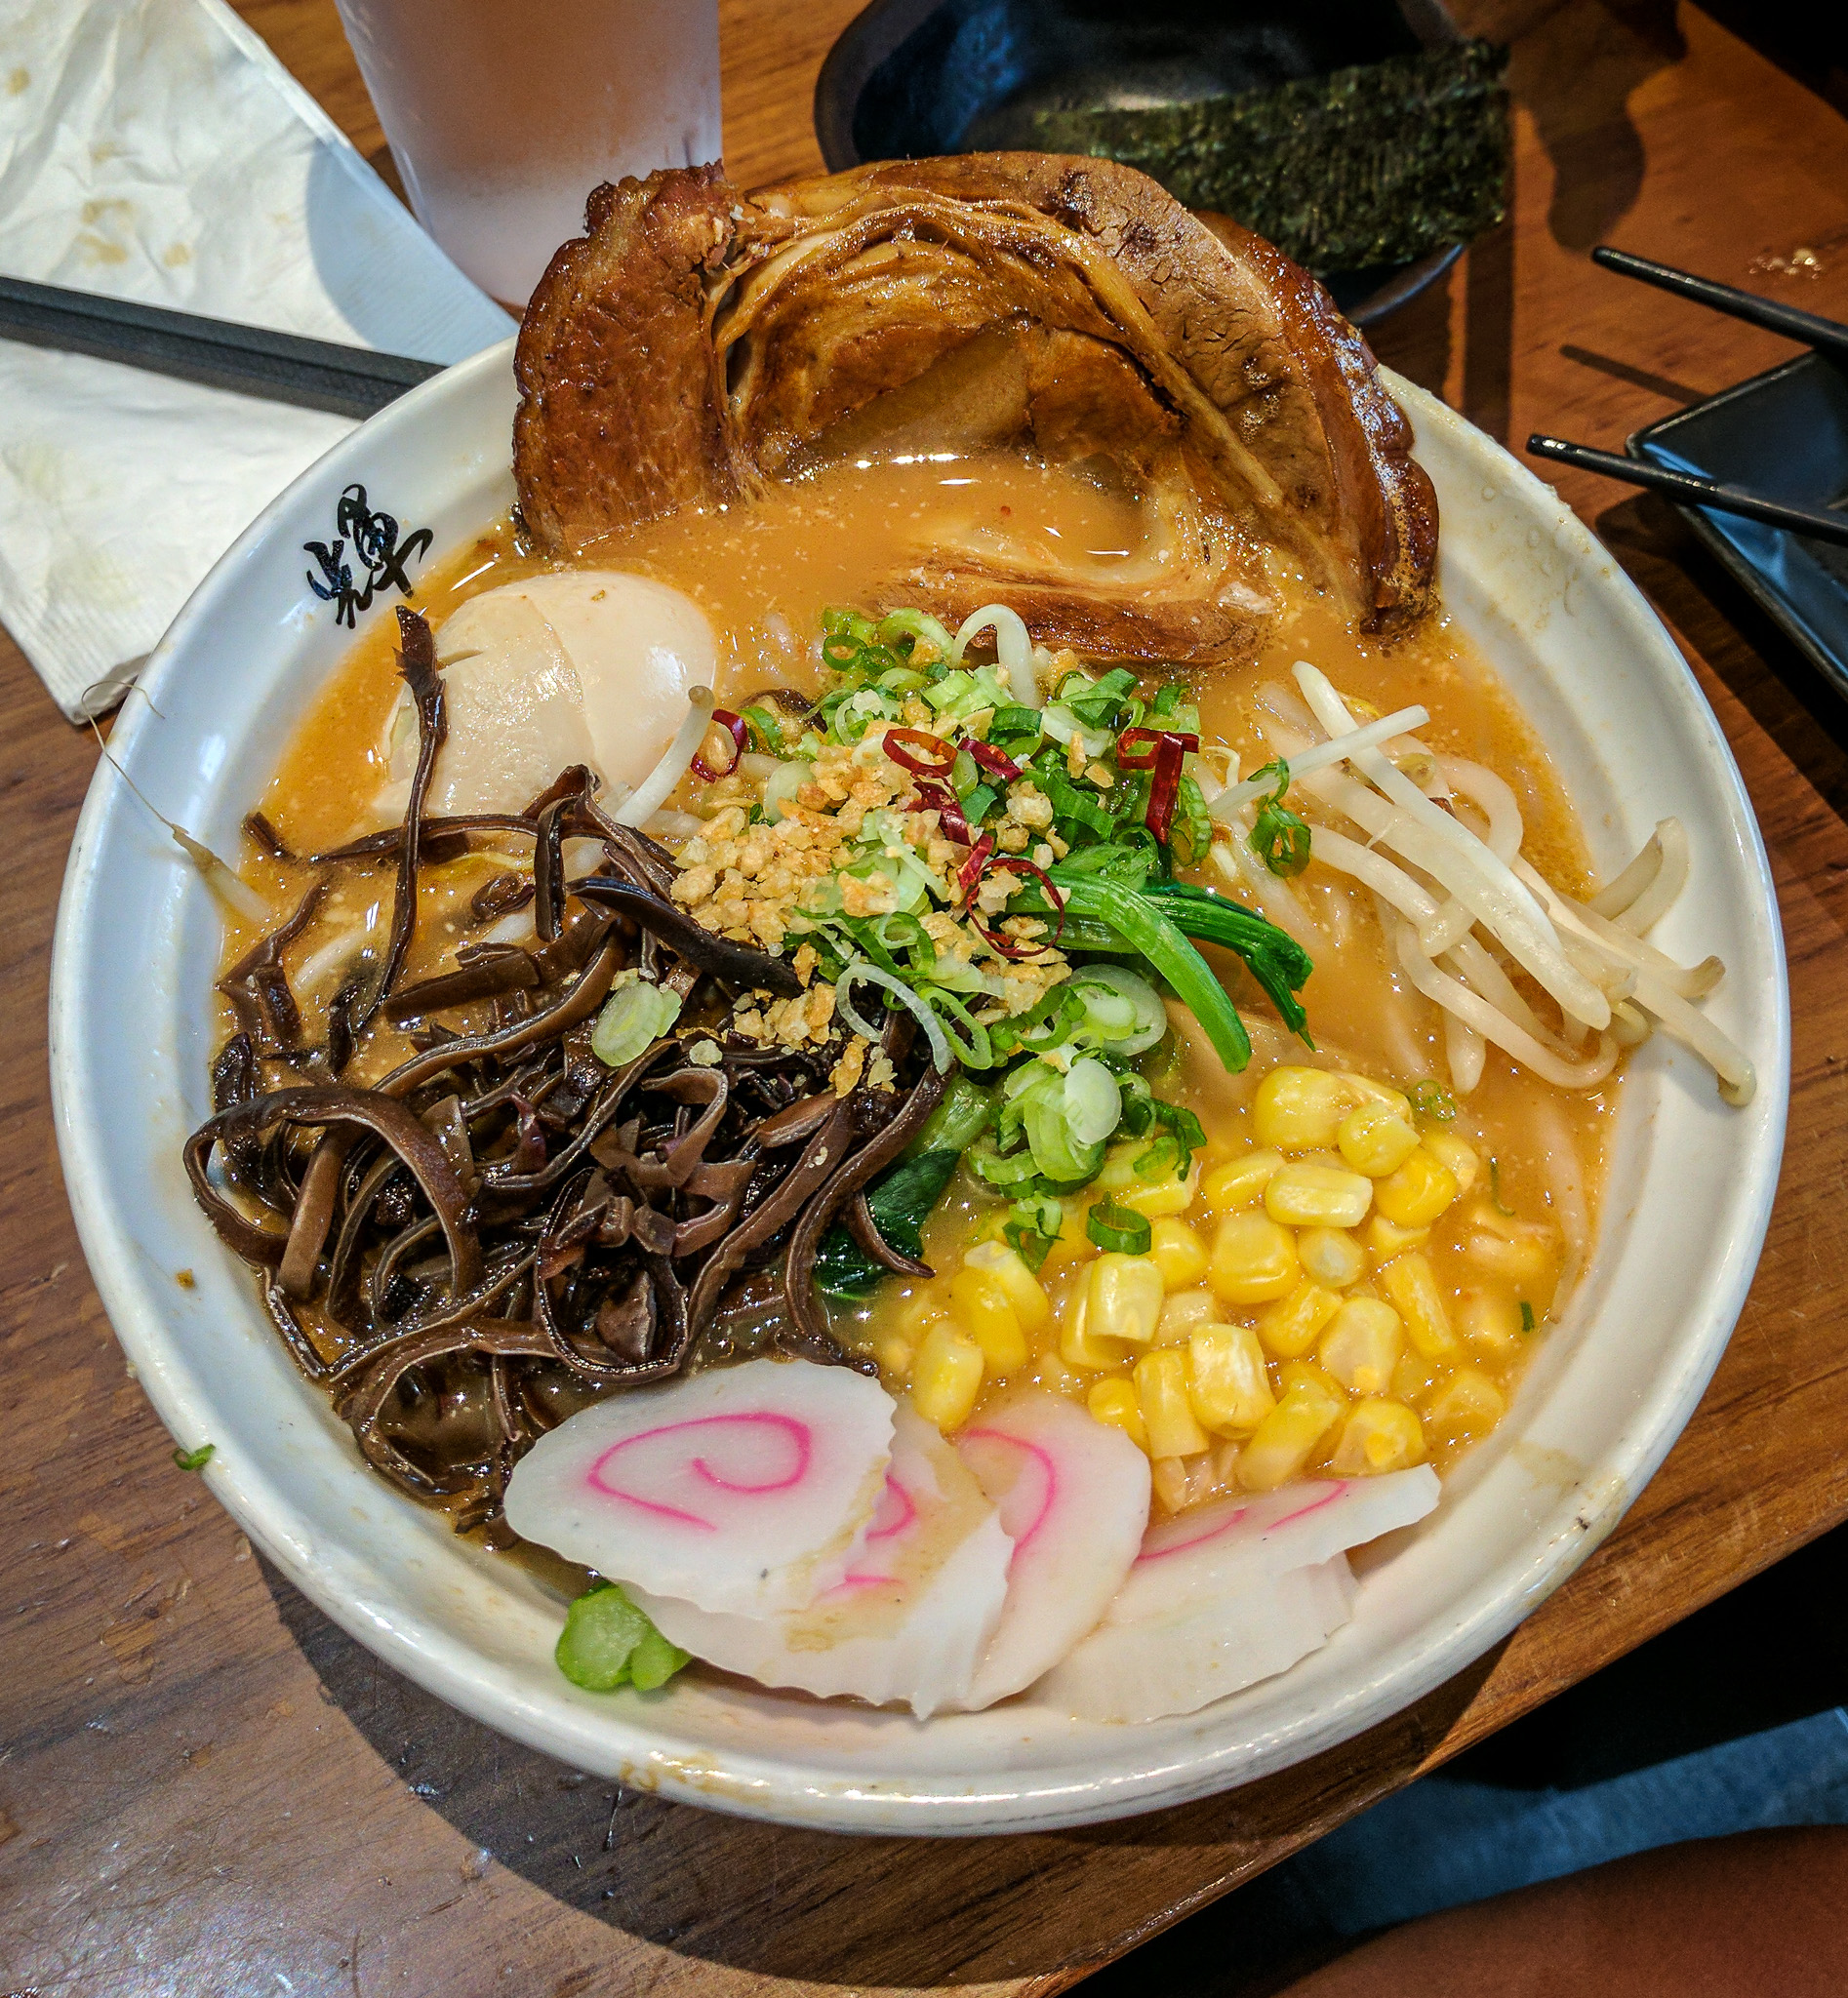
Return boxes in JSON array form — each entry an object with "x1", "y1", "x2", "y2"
[{"x1": 1029, "y1": 40, "x2": 1510, "y2": 275}]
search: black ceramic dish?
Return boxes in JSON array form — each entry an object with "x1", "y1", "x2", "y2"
[
  {"x1": 814, "y1": 0, "x2": 1466, "y2": 326},
  {"x1": 1628, "y1": 353, "x2": 1848, "y2": 701}
]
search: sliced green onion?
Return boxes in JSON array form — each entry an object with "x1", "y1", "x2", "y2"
[
  {"x1": 822, "y1": 605, "x2": 879, "y2": 646},
  {"x1": 173, "y1": 1443, "x2": 215, "y2": 1472},
  {"x1": 761, "y1": 759, "x2": 813, "y2": 823},
  {"x1": 961, "y1": 781, "x2": 999, "y2": 826},
  {"x1": 741, "y1": 704, "x2": 784, "y2": 752},
  {"x1": 908, "y1": 1075, "x2": 996, "y2": 1156},
  {"x1": 555, "y1": 1582, "x2": 690, "y2": 1693},
  {"x1": 1489, "y1": 1157, "x2": 1515, "y2": 1216},
  {"x1": 836, "y1": 961, "x2": 953, "y2": 1071},
  {"x1": 1248, "y1": 761, "x2": 1312, "y2": 877},
  {"x1": 1170, "y1": 772, "x2": 1215, "y2": 868},
  {"x1": 1087, "y1": 1200, "x2": 1152, "y2": 1255},
  {"x1": 876, "y1": 607, "x2": 956, "y2": 659},
  {"x1": 1041, "y1": 769, "x2": 1118, "y2": 838},
  {"x1": 971, "y1": 1139, "x2": 1044, "y2": 1188},
  {"x1": 1064, "y1": 1056, "x2": 1123, "y2": 1146},
  {"x1": 835, "y1": 687, "x2": 898, "y2": 743},
  {"x1": 591, "y1": 979, "x2": 682, "y2": 1066},
  {"x1": 1023, "y1": 1078, "x2": 1107, "y2": 1182},
  {"x1": 1039, "y1": 703, "x2": 1114, "y2": 759},
  {"x1": 919, "y1": 984, "x2": 996, "y2": 1070},
  {"x1": 1067, "y1": 963, "x2": 1167, "y2": 1056},
  {"x1": 1519, "y1": 1300, "x2": 1537, "y2": 1333},
  {"x1": 990, "y1": 704, "x2": 1043, "y2": 739},
  {"x1": 1410, "y1": 1081, "x2": 1457, "y2": 1123}
]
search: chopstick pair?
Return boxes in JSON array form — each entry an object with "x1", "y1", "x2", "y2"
[
  {"x1": 0, "y1": 273, "x2": 442, "y2": 418},
  {"x1": 1529, "y1": 246, "x2": 1848, "y2": 548}
]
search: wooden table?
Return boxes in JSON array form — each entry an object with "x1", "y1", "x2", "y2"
[{"x1": 5, "y1": 4, "x2": 1848, "y2": 1992}]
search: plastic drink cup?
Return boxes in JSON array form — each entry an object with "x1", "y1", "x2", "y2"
[{"x1": 334, "y1": 0, "x2": 722, "y2": 308}]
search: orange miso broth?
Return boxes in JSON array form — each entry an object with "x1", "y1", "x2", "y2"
[{"x1": 223, "y1": 449, "x2": 1616, "y2": 1507}]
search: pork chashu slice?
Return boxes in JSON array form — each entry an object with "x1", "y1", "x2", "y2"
[{"x1": 513, "y1": 154, "x2": 1437, "y2": 656}]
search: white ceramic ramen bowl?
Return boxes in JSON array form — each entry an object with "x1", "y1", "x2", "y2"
[{"x1": 50, "y1": 338, "x2": 1788, "y2": 1834}]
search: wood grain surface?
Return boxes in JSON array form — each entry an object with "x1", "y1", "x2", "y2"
[{"x1": 5, "y1": 4, "x2": 1848, "y2": 1994}]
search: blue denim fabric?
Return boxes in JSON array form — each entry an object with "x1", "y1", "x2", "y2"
[{"x1": 1276, "y1": 1705, "x2": 1848, "y2": 1936}]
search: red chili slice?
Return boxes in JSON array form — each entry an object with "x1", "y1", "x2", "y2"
[
  {"x1": 912, "y1": 778, "x2": 973, "y2": 846},
  {"x1": 964, "y1": 847, "x2": 1065, "y2": 959},
  {"x1": 883, "y1": 727, "x2": 957, "y2": 778},
  {"x1": 967, "y1": 739, "x2": 1024, "y2": 782},
  {"x1": 692, "y1": 708, "x2": 748, "y2": 781},
  {"x1": 1116, "y1": 725, "x2": 1201, "y2": 770},
  {"x1": 955, "y1": 831, "x2": 994, "y2": 903},
  {"x1": 987, "y1": 855, "x2": 1066, "y2": 945},
  {"x1": 1144, "y1": 735, "x2": 1186, "y2": 844}
]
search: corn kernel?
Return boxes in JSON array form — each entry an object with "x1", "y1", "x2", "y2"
[
  {"x1": 961, "y1": 1239, "x2": 1052, "y2": 1337},
  {"x1": 1186, "y1": 1323, "x2": 1276, "y2": 1435},
  {"x1": 1365, "y1": 1213, "x2": 1432, "y2": 1264},
  {"x1": 1257, "y1": 1278, "x2": 1343, "y2": 1359},
  {"x1": 1154, "y1": 1286, "x2": 1221, "y2": 1346},
  {"x1": 1426, "y1": 1365, "x2": 1507, "y2": 1437},
  {"x1": 1278, "y1": 1357, "x2": 1347, "y2": 1403},
  {"x1": 1136, "y1": 1348, "x2": 1212, "y2": 1459},
  {"x1": 900, "y1": 1290, "x2": 950, "y2": 1338},
  {"x1": 911, "y1": 1322, "x2": 984, "y2": 1430},
  {"x1": 1458, "y1": 1286, "x2": 1525, "y2": 1356},
  {"x1": 1379, "y1": 1252, "x2": 1459, "y2": 1360},
  {"x1": 1037, "y1": 1197, "x2": 1095, "y2": 1277},
  {"x1": 1237, "y1": 1378, "x2": 1346, "y2": 1491},
  {"x1": 1088, "y1": 1378, "x2": 1148, "y2": 1452},
  {"x1": 1330, "y1": 1398, "x2": 1426, "y2": 1475},
  {"x1": 1209, "y1": 1212, "x2": 1300, "y2": 1304},
  {"x1": 1113, "y1": 1157, "x2": 1203, "y2": 1219},
  {"x1": 1299, "y1": 1225, "x2": 1366, "y2": 1289},
  {"x1": 1086, "y1": 1252, "x2": 1166, "y2": 1344},
  {"x1": 1034, "y1": 1350, "x2": 1088, "y2": 1398},
  {"x1": 1253, "y1": 1066, "x2": 1353, "y2": 1151},
  {"x1": 1265, "y1": 1161, "x2": 1374, "y2": 1228},
  {"x1": 872, "y1": 1330, "x2": 915, "y2": 1376},
  {"x1": 1093, "y1": 1138, "x2": 1155, "y2": 1191},
  {"x1": 1338, "y1": 1099, "x2": 1421, "y2": 1178},
  {"x1": 947, "y1": 1267, "x2": 1028, "y2": 1373},
  {"x1": 1335, "y1": 1071, "x2": 1413, "y2": 1117},
  {"x1": 1318, "y1": 1297, "x2": 1405, "y2": 1394},
  {"x1": 1423, "y1": 1130, "x2": 1479, "y2": 1195},
  {"x1": 1375, "y1": 1146, "x2": 1460, "y2": 1227},
  {"x1": 1464, "y1": 1226, "x2": 1556, "y2": 1286},
  {"x1": 1151, "y1": 1456, "x2": 1193, "y2": 1513},
  {"x1": 1201, "y1": 1149, "x2": 1285, "y2": 1212},
  {"x1": 1147, "y1": 1217, "x2": 1210, "y2": 1291},
  {"x1": 1390, "y1": 1348, "x2": 1440, "y2": 1406},
  {"x1": 1059, "y1": 1290, "x2": 1130, "y2": 1371}
]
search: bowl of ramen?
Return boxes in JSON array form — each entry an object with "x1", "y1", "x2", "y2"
[{"x1": 51, "y1": 156, "x2": 1787, "y2": 1833}]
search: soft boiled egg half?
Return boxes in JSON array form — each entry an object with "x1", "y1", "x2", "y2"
[{"x1": 374, "y1": 571, "x2": 717, "y2": 821}]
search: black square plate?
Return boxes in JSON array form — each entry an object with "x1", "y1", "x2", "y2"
[{"x1": 1628, "y1": 352, "x2": 1848, "y2": 699}]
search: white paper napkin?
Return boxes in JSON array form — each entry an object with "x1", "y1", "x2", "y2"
[{"x1": 0, "y1": 0, "x2": 516, "y2": 719}]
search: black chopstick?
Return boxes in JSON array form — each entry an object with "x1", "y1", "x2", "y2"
[
  {"x1": 1527, "y1": 434, "x2": 1848, "y2": 547},
  {"x1": 0, "y1": 275, "x2": 444, "y2": 418},
  {"x1": 1590, "y1": 247, "x2": 1848, "y2": 366}
]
